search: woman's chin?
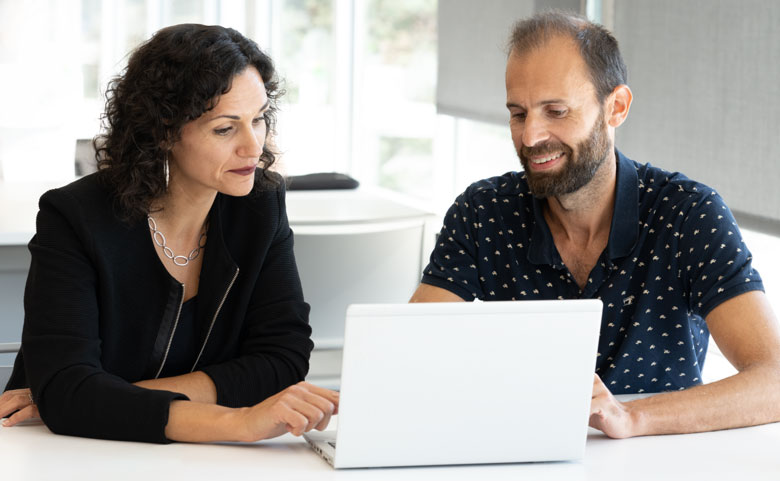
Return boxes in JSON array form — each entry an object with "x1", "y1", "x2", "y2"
[{"x1": 221, "y1": 179, "x2": 256, "y2": 197}]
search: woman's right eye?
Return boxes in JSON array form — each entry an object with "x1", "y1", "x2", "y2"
[{"x1": 214, "y1": 127, "x2": 232, "y2": 136}]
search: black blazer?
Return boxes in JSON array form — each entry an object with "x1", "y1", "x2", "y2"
[{"x1": 6, "y1": 172, "x2": 312, "y2": 443}]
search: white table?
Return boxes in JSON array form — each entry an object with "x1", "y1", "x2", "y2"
[{"x1": 1, "y1": 416, "x2": 779, "y2": 480}]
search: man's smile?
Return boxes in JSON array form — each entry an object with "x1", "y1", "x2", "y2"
[{"x1": 530, "y1": 151, "x2": 565, "y2": 164}]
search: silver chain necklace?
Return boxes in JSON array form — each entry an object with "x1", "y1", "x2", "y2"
[{"x1": 147, "y1": 215, "x2": 207, "y2": 267}]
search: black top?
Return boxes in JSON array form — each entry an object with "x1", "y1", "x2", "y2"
[
  {"x1": 159, "y1": 296, "x2": 199, "y2": 379},
  {"x1": 422, "y1": 150, "x2": 763, "y2": 394},
  {"x1": 6, "y1": 171, "x2": 312, "y2": 443}
]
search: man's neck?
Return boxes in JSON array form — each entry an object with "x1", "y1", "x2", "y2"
[{"x1": 543, "y1": 151, "x2": 618, "y2": 247}]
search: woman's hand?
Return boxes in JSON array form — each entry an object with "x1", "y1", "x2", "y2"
[
  {"x1": 164, "y1": 381, "x2": 339, "y2": 443},
  {"x1": 0, "y1": 388, "x2": 40, "y2": 427},
  {"x1": 236, "y1": 382, "x2": 339, "y2": 441}
]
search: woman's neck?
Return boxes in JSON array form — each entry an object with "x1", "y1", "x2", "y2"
[{"x1": 149, "y1": 185, "x2": 216, "y2": 244}]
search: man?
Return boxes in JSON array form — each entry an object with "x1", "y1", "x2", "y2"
[{"x1": 411, "y1": 11, "x2": 780, "y2": 438}]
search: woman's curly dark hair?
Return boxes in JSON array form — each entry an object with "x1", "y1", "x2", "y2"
[{"x1": 94, "y1": 24, "x2": 282, "y2": 222}]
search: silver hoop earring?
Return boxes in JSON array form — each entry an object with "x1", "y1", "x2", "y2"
[{"x1": 164, "y1": 155, "x2": 170, "y2": 190}]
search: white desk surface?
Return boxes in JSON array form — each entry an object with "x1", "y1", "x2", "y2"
[{"x1": 2, "y1": 416, "x2": 779, "y2": 480}]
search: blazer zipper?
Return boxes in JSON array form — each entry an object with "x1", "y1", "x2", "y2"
[
  {"x1": 190, "y1": 267, "x2": 239, "y2": 372},
  {"x1": 155, "y1": 283, "x2": 186, "y2": 379}
]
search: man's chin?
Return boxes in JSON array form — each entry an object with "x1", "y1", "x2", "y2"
[{"x1": 525, "y1": 178, "x2": 559, "y2": 199}]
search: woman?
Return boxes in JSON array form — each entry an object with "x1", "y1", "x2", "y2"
[{"x1": 0, "y1": 24, "x2": 338, "y2": 443}]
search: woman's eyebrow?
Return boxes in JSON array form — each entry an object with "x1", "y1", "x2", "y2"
[
  {"x1": 258, "y1": 98, "x2": 271, "y2": 113},
  {"x1": 208, "y1": 99, "x2": 271, "y2": 121}
]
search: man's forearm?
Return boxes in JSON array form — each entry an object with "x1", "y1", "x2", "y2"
[
  {"x1": 134, "y1": 371, "x2": 217, "y2": 404},
  {"x1": 625, "y1": 363, "x2": 780, "y2": 436}
]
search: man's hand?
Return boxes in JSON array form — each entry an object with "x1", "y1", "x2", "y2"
[
  {"x1": 0, "y1": 388, "x2": 40, "y2": 427},
  {"x1": 589, "y1": 374, "x2": 639, "y2": 438},
  {"x1": 588, "y1": 292, "x2": 780, "y2": 438}
]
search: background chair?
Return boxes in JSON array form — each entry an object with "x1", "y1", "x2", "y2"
[{"x1": 287, "y1": 188, "x2": 437, "y2": 389}]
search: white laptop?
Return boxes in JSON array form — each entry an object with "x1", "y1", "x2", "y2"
[{"x1": 304, "y1": 299, "x2": 603, "y2": 469}]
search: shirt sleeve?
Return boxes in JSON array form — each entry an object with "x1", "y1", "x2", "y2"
[
  {"x1": 678, "y1": 190, "x2": 764, "y2": 318},
  {"x1": 420, "y1": 190, "x2": 483, "y2": 301},
  {"x1": 22, "y1": 189, "x2": 187, "y2": 443},
  {"x1": 200, "y1": 183, "x2": 313, "y2": 407}
]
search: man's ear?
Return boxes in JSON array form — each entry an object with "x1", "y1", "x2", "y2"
[{"x1": 605, "y1": 84, "x2": 632, "y2": 128}]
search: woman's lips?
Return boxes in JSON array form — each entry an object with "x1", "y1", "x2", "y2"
[{"x1": 229, "y1": 167, "x2": 256, "y2": 176}]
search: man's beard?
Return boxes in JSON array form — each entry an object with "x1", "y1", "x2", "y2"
[{"x1": 517, "y1": 114, "x2": 610, "y2": 199}]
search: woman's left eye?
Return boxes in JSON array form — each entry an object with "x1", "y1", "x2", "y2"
[{"x1": 252, "y1": 115, "x2": 266, "y2": 125}]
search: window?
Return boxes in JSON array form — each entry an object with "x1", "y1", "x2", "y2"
[
  {"x1": 271, "y1": 0, "x2": 340, "y2": 176},
  {"x1": 351, "y1": 0, "x2": 437, "y2": 199},
  {"x1": 0, "y1": 0, "x2": 442, "y2": 207}
]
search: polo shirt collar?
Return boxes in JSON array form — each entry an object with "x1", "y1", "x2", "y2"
[
  {"x1": 528, "y1": 188, "x2": 560, "y2": 267},
  {"x1": 607, "y1": 149, "x2": 639, "y2": 260},
  {"x1": 527, "y1": 149, "x2": 639, "y2": 266}
]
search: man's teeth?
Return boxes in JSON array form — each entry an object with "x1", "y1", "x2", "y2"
[{"x1": 531, "y1": 152, "x2": 564, "y2": 164}]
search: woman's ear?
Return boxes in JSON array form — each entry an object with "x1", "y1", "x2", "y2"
[
  {"x1": 159, "y1": 138, "x2": 174, "y2": 152},
  {"x1": 606, "y1": 84, "x2": 632, "y2": 128}
]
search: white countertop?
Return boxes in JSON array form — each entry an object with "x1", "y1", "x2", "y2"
[{"x1": 2, "y1": 416, "x2": 778, "y2": 480}]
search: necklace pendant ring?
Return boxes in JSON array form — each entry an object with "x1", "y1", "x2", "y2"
[{"x1": 147, "y1": 214, "x2": 207, "y2": 268}]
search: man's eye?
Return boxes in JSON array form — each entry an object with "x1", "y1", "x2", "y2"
[
  {"x1": 549, "y1": 109, "x2": 566, "y2": 117},
  {"x1": 214, "y1": 127, "x2": 232, "y2": 135},
  {"x1": 511, "y1": 112, "x2": 526, "y2": 120}
]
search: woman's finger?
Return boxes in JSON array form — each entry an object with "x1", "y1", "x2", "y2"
[
  {"x1": 279, "y1": 394, "x2": 326, "y2": 433},
  {"x1": 291, "y1": 382, "x2": 340, "y2": 414},
  {"x1": 2, "y1": 405, "x2": 40, "y2": 427},
  {"x1": 0, "y1": 389, "x2": 35, "y2": 420},
  {"x1": 295, "y1": 390, "x2": 336, "y2": 431},
  {"x1": 241, "y1": 383, "x2": 341, "y2": 440},
  {"x1": 280, "y1": 407, "x2": 312, "y2": 436}
]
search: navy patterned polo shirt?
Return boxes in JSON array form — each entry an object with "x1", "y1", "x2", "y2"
[{"x1": 421, "y1": 150, "x2": 764, "y2": 394}]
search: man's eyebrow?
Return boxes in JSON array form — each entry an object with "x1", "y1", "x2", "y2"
[
  {"x1": 506, "y1": 99, "x2": 566, "y2": 110},
  {"x1": 538, "y1": 99, "x2": 565, "y2": 106},
  {"x1": 208, "y1": 99, "x2": 271, "y2": 121}
]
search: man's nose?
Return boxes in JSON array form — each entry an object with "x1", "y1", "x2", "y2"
[{"x1": 521, "y1": 113, "x2": 550, "y2": 147}]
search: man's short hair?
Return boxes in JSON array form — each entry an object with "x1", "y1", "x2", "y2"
[{"x1": 508, "y1": 10, "x2": 628, "y2": 102}]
